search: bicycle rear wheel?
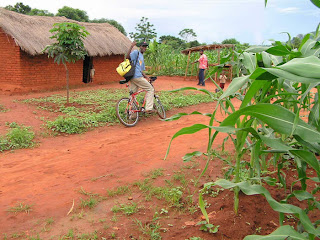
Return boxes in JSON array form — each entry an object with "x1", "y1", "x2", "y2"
[
  {"x1": 116, "y1": 97, "x2": 139, "y2": 127},
  {"x1": 154, "y1": 96, "x2": 166, "y2": 119}
]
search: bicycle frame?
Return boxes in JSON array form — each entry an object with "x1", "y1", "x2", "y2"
[{"x1": 125, "y1": 84, "x2": 148, "y2": 113}]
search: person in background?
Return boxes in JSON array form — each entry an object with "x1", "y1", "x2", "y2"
[
  {"x1": 126, "y1": 41, "x2": 154, "y2": 113},
  {"x1": 219, "y1": 72, "x2": 227, "y2": 90},
  {"x1": 192, "y1": 49, "x2": 208, "y2": 86}
]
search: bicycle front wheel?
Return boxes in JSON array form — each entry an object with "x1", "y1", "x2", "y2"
[
  {"x1": 154, "y1": 96, "x2": 166, "y2": 119},
  {"x1": 116, "y1": 97, "x2": 139, "y2": 127}
]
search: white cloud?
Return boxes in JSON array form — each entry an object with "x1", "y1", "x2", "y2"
[{"x1": 277, "y1": 7, "x2": 300, "y2": 14}]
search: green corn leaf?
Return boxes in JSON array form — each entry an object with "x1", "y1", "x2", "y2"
[
  {"x1": 299, "y1": 34, "x2": 311, "y2": 52},
  {"x1": 164, "y1": 124, "x2": 208, "y2": 160},
  {"x1": 215, "y1": 180, "x2": 319, "y2": 235},
  {"x1": 219, "y1": 75, "x2": 250, "y2": 100},
  {"x1": 250, "y1": 67, "x2": 277, "y2": 81},
  {"x1": 246, "y1": 46, "x2": 270, "y2": 53},
  {"x1": 261, "y1": 51, "x2": 272, "y2": 68},
  {"x1": 294, "y1": 135, "x2": 320, "y2": 154},
  {"x1": 259, "y1": 135, "x2": 293, "y2": 152},
  {"x1": 199, "y1": 194, "x2": 209, "y2": 223},
  {"x1": 182, "y1": 151, "x2": 202, "y2": 162},
  {"x1": 244, "y1": 225, "x2": 306, "y2": 240},
  {"x1": 289, "y1": 149, "x2": 320, "y2": 176},
  {"x1": 300, "y1": 39, "x2": 319, "y2": 57},
  {"x1": 277, "y1": 56, "x2": 320, "y2": 79},
  {"x1": 266, "y1": 45, "x2": 291, "y2": 56},
  {"x1": 164, "y1": 111, "x2": 211, "y2": 122},
  {"x1": 220, "y1": 103, "x2": 320, "y2": 143},
  {"x1": 310, "y1": 0, "x2": 320, "y2": 8},
  {"x1": 292, "y1": 190, "x2": 314, "y2": 201},
  {"x1": 242, "y1": 52, "x2": 257, "y2": 74},
  {"x1": 169, "y1": 87, "x2": 215, "y2": 99},
  {"x1": 240, "y1": 80, "x2": 270, "y2": 108}
]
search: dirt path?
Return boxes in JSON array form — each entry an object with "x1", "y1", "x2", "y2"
[{"x1": 0, "y1": 77, "x2": 232, "y2": 235}]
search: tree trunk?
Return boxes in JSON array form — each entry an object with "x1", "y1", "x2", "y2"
[{"x1": 64, "y1": 63, "x2": 70, "y2": 104}]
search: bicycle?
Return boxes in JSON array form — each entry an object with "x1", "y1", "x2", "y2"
[{"x1": 116, "y1": 76, "x2": 166, "y2": 127}]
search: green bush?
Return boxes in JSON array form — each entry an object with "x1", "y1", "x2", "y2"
[
  {"x1": 0, "y1": 123, "x2": 35, "y2": 151},
  {"x1": 47, "y1": 116, "x2": 86, "y2": 134}
]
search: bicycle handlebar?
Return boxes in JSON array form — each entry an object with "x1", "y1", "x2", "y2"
[{"x1": 119, "y1": 76, "x2": 157, "y2": 85}]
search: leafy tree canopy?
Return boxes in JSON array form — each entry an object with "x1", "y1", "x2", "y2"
[
  {"x1": 221, "y1": 38, "x2": 240, "y2": 45},
  {"x1": 178, "y1": 28, "x2": 197, "y2": 43},
  {"x1": 5, "y1": 2, "x2": 31, "y2": 14},
  {"x1": 159, "y1": 35, "x2": 184, "y2": 49},
  {"x1": 129, "y1": 17, "x2": 157, "y2": 44},
  {"x1": 29, "y1": 8, "x2": 54, "y2": 16},
  {"x1": 56, "y1": 6, "x2": 89, "y2": 22},
  {"x1": 4, "y1": 3, "x2": 127, "y2": 35},
  {"x1": 90, "y1": 18, "x2": 126, "y2": 35}
]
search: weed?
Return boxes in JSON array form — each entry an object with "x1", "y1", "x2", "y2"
[
  {"x1": 144, "y1": 168, "x2": 165, "y2": 179},
  {"x1": 0, "y1": 123, "x2": 35, "y2": 151},
  {"x1": 133, "y1": 218, "x2": 162, "y2": 240},
  {"x1": 110, "y1": 232, "x2": 117, "y2": 239},
  {"x1": 0, "y1": 104, "x2": 8, "y2": 112},
  {"x1": 47, "y1": 116, "x2": 86, "y2": 134},
  {"x1": 59, "y1": 229, "x2": 74, "y2": 239},
  {"x1": 79, "y1": 187, "x2": 100, "y2": 197},
  {"x1": 172, "y1": 171, "x2": 187, "y2": 186},
  {"x1": 107, "y1": 185, "x2": 131, "y2": 197},
  {"x1": 111, "y1": 214, "x2": 118, "y2": 222},
  {"x1": 80, "y1": 197, "x2": 98, "y2": 209},
  {"x1": 196, "y1": 220, "x2": 219, "y2": 234},
  {"x1": 77, "y1": 230, "x2": 98, "y2": 240},
  {"x1": 7, "y1": 202, "x2": 32, "y2": 213},
  {"x1": 111, "y1": 202, "x2": 139, "y2": 215}
]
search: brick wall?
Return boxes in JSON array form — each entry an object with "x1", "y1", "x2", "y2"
[
  {"x1": 0, "y1": 29, "x2": 23, "y2": 88},
  {"x1": 0, "y1": 28, "x2": 125, "y2": 92},
  {"x1": 92, "y1": 55, "x2": 124, "y2": 84}
]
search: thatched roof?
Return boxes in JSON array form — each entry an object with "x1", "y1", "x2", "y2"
[
  {"x1": 0, "y1": 8, "x2": 132, "y2": 57},
  {"x1": 181, "y1": 44, "x2": 235, "y2": 55}
]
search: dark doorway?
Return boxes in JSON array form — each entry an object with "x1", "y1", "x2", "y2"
[{"x1": 83, "y1": 56, "x2": 93, "y2": 83}]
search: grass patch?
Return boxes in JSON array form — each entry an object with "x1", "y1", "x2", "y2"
[
  {"x1": 0, "y1": 122, "x2": 35, "y2": 151},
  {"x1": 80, "y1": 197, "x2": 99, "y2": 209},
  {"x1": 0, "y1": 104, "x2": 8, "y2": 112},
  {"x1": 107, "y1": 185, "x2": 131, "y2": 197},
  {"x1": 7, "y1": 202, "x2": 33, "y2": 213},
  {"x1": 111, "y1": 202, "x2": 139, "y2": 215},
  {"x1": 21, "y1": 88, "x2": 215, "y2": 134}
]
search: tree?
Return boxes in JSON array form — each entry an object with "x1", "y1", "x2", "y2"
[
  {"x1": 129, "y1": 17, "x2": 157, "y2": 43},
  {"x1": 221, "y1": 38, "x2": 240, "y2": 45},
  {"x1": 5, "y1": 2, "x2": 31, "y2": 14},
  {"x1": 292, "y1": 36, "x2": 302, "y2": 49},
  {"x1": 187, "y1": 40, "x2": 201, "y2": 48},
  {"x1": 56, "y1": 6, "x2": 89, "y2": 22},
  {"x1": 178, "y1": 28, "x2": 197, "y2": 43},
  {"x1": 29, "y1": 8, "x2": 54, "y2": 16},
  {"x1": 90, "y1": 18, "x2": 127, "y2": 35},
  {"x1": 5, "y1": 2, "x2": 54, "y2": 16},
  {"x1": 43, "y1": 23, "x2": 89, "y2": 104},
  {"x1": 159, "y1": 35, "x2": 184, "y2": 49}
]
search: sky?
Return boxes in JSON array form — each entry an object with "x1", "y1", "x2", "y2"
[{"x1": 1, "y1": 0, "x2": 319, "y2": 45}]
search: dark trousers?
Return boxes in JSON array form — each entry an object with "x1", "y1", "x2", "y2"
[{"x1": 198, "y1": 69, "x2": 205, "y2": 85}]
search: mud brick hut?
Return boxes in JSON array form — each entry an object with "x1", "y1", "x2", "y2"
[{"x1": 0, "y1": 8, "x2": 132, "y2": 93}]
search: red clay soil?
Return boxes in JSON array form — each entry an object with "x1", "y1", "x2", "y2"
[{"x1": 0, "y1": 77, "x2": 315, "y2": 239}]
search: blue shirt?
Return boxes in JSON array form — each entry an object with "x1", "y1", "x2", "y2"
[{"x1": 130, "y1": 50, "x2": 145, "y2": 79}]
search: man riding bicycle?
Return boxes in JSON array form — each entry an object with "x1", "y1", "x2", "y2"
[{"x1": 126, "y1": 41, "x2": 154, "y2": 114}]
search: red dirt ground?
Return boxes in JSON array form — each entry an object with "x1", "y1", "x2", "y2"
[{"x1": 0, "y1": 77, "x2": 317, "y2": 239}]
